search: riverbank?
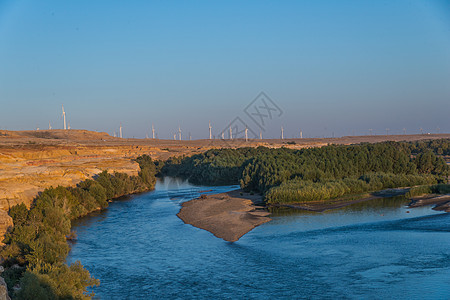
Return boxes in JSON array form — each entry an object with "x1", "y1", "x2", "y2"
[
  {"x1": 409, "y1": 194, "x2": 450, "y2": 212},
  {"x1": 177, "y1": 189, "x2": 271, "y2": 242}
]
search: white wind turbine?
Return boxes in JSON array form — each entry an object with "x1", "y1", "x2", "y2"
[
  {"x1": 209, "y1": 121, "x2": 212, "y2": 140},
  {"x1": 281, "y1": 126, "x2": 284, "y2": 140},
  {"x1": 229, "y1": 126, "x2": 232, "y2": 140},
  {"x1": 62, "y1": 105, "x2": 67, "y2": 130},
  {"x1": 48, "y1": 121, "x2": 52, "y2": 130},
  {"x1": 178, "y1": 126, "x2": 182, "y2": 140},
  {"x1": 152, "y1": 124, "x2": 155, "y2": 139},
  {"x1": 245, "y1": 127, "x2": 248, "y2": 142},
  {"x1": 119, "y1": 123, "x2": 123, "y2": 138}
]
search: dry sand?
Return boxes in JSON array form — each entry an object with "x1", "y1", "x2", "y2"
[{"x1": 177, "y1": 189, "x2": 270, "y2": 242}]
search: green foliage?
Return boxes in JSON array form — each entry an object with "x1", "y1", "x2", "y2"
[
  {"x1": 2, "y1": 155, "x2": 157, "y2": 299},
  {"x1": 14, "y1": 271, "x2": 57, "y2": 300},
  {"x1": 405, "y1": 185, "x2": 433, "y2": 198},
  {"x1": 9, "y1": 204, "x2": 28, "y2": 227},
  {"x1": 239, "y1": 142, "x2": 447, "y2": 195},
  {"x1": 135, "y1": 155, "x2": 157, "y2": 188},
  {"x1": 160, "y1": 147, "x2": 265, "y2": 185},
  {"x1": 16, "y1": 262, "x2": 99, "y2": 300},
  {"x1": 410, "y1": 139, "x2": 450, "y2": 156}
]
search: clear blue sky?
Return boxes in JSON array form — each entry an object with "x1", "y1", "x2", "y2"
[{"x1": 0, "y1": 0, "x2": 449, "y2": 139}]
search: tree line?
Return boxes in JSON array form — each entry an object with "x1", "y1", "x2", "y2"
[{"x1": 1, "y1": 155, "x2": 156, "y2": 299}]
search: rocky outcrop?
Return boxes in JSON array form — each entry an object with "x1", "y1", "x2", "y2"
[
  {"x1": 0, "y1": 212, "x2": 13, "y2": 246},
  {"x1": 0, "y1": 267, "x2": 11, "y2": 300}
]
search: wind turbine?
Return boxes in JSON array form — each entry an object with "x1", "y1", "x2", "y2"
[
  {"x1": 62, "y1": 105, "x2": 67, "y2": 130},
  {"x1": 173, "y1": 133, "x2": 176, "y2": 140},
  {"x1": 281, "y1": 126, "x2": 284, "y2": 140},
  {"x1": 221, "y1": 131, "x2": 224, "y2": 139},
  {"x1": 119, "y1": 123, "x2": 123, "y2": 138},
  {"x1": 229, "y1": 126, "x2": 232, "y2": 140},
  {"x1": 152, "y1": 124, "x2": 155, "y2": 139},
  {"x1": 178, "y1": 126, "x2": 182, "y2": 140},
  {"x1": 260, "y1": 131, "x2": 262, "y2": 140},
  {"x1": 67, "y1": 122, "x2": 71, "y2": 130},
  {"x1": 300, "y1": 130, "x2": 303, "y2": 139},
  {"x1": 209, "y1": 121, "x2": 212, "y2": 140},
  {"x1": 245, "y1": 127, "x2": 248, "y2": 142},
  {"x1": 48, "y1": 121, "x2": 52, "y2": 130}
]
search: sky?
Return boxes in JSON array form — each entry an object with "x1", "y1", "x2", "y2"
[{"x1": 0, "y1": 0, "x2": 449, "y2": 139}]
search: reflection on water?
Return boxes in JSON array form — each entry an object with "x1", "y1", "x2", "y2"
[
  {"x1": 270, "y1": 196, "x2": 411, "y2": 217},
  {"x1": 68, "y1": 178, "x2": 450, "y2": 299}
]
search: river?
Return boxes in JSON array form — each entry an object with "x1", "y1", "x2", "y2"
[{"x1": 67, "y1": 178, "x2": 450, "y2": 299}]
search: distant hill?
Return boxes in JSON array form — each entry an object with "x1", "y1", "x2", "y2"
[{"x1": 0, "y1": 129, "x2": 113, "y2": 141}]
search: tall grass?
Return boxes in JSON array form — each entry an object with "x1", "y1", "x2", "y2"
[
  {"x1": 406, "y1": 184, "x2": 450, "y2": 198},
  {"x1": 265, "y1": 173, "x2": 437, "y2": 204}
]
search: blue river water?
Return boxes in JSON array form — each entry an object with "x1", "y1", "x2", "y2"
[{"x1": 67, "y1": 178, "x2": 450, "y2": 299}]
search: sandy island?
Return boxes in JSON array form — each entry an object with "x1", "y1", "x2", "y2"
[
  {"x1": 177, "y1": 189, "x2": 271, "y2": 242},
  {"x1": 178, "y1": 188, "x2": 450, "y2": 242}
]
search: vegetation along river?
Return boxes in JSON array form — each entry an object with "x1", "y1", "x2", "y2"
[{"x1": 67, "y1": 177, "x2": 450, "y2": 299}]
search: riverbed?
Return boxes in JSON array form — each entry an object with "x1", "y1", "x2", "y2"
[{"x1": 67, "y1": 178, "x2": 450, "y2": 299}]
